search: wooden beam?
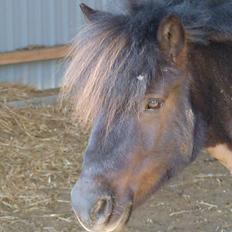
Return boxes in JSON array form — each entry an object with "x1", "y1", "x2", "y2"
[
  {"x1": 6, "y1": 95, "x2": 58, "y2": 108},
  {"x1": 0, "y1": 45, "x2": 71, "y2": 66}
]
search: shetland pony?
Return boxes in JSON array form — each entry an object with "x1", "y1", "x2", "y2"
[{"x1": 62, "y1": 1, "x2": 232, "y2": 231}]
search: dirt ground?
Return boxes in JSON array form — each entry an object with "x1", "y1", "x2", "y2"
[{"x1": 0, "y1": 85, "x2": 231, "y2": 232}]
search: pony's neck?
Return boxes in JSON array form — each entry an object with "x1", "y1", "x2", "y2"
[{"x1": 188, "y1": 41, "x2": 232, "y2": 147}]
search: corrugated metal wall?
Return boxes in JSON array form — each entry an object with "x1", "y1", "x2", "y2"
[{"x1": 0, "y1": 0, "x2": 122, "y2": 89}]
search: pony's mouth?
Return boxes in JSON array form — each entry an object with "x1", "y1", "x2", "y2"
[{"x1": 74, "y1": 202, "x2": 132, "y2": 232}]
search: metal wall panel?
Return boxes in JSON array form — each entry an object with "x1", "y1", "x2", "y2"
[{"x1": 0, "y1": 0, "x2": 121, "y2": 90}]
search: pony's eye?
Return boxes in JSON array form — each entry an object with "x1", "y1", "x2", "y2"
[{"x1": 145, "y1": 98, "x2": 164, "y2": 112}]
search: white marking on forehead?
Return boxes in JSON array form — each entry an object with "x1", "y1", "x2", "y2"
[
  {"x1": 137, "y1": 75, "x2": 145, "y2": 81},
  {"x1": 163, "y1": 67, "x2": 169, "y2": 72}
]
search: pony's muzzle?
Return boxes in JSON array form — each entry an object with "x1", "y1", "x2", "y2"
[{"x1": 71, "y1": 182, "x2": 113, "y2": 230}]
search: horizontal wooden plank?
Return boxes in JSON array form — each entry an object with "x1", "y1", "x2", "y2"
[
  {"x1": 6, "y1": 95, "x2": 58, "y2": 108},
  {"x1": 0, "y1": 45, "x2": 71, "y2": 66}
]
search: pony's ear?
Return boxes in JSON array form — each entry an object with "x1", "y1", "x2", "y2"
[
  {"x1": 80, "y1": 3, "x2": 99, "y2": 22},
  {"x1": 157, "y1": 14, "x2": 186, "y2": 63}
]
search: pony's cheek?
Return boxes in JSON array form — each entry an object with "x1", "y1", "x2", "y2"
[
  {"x1": 130, "y1": 159, "x2": 169, "y2": 205},
  {"x1": 109, "y1": 155, "x2": 169, "y2": 206}
]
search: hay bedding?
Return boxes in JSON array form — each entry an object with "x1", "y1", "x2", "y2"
[{"x1": 0, "y1": 84, "x2": 88, "y2": 231}]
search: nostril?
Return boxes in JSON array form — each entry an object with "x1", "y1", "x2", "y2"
[
  {"x1": 90, "y1": 197, "x2": 112, "y2": 224},
  {"x1": 94, "y1": 199, "x2": 107, "y2": 217}
]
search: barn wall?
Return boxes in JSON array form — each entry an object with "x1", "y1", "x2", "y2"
[{"x1": 0, "y1": 0, "x2": 122, "y2": 89}]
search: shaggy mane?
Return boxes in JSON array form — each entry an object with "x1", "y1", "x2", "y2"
[{"x1": 61, "y1": 0, "x2": 232, "y2": 127}]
